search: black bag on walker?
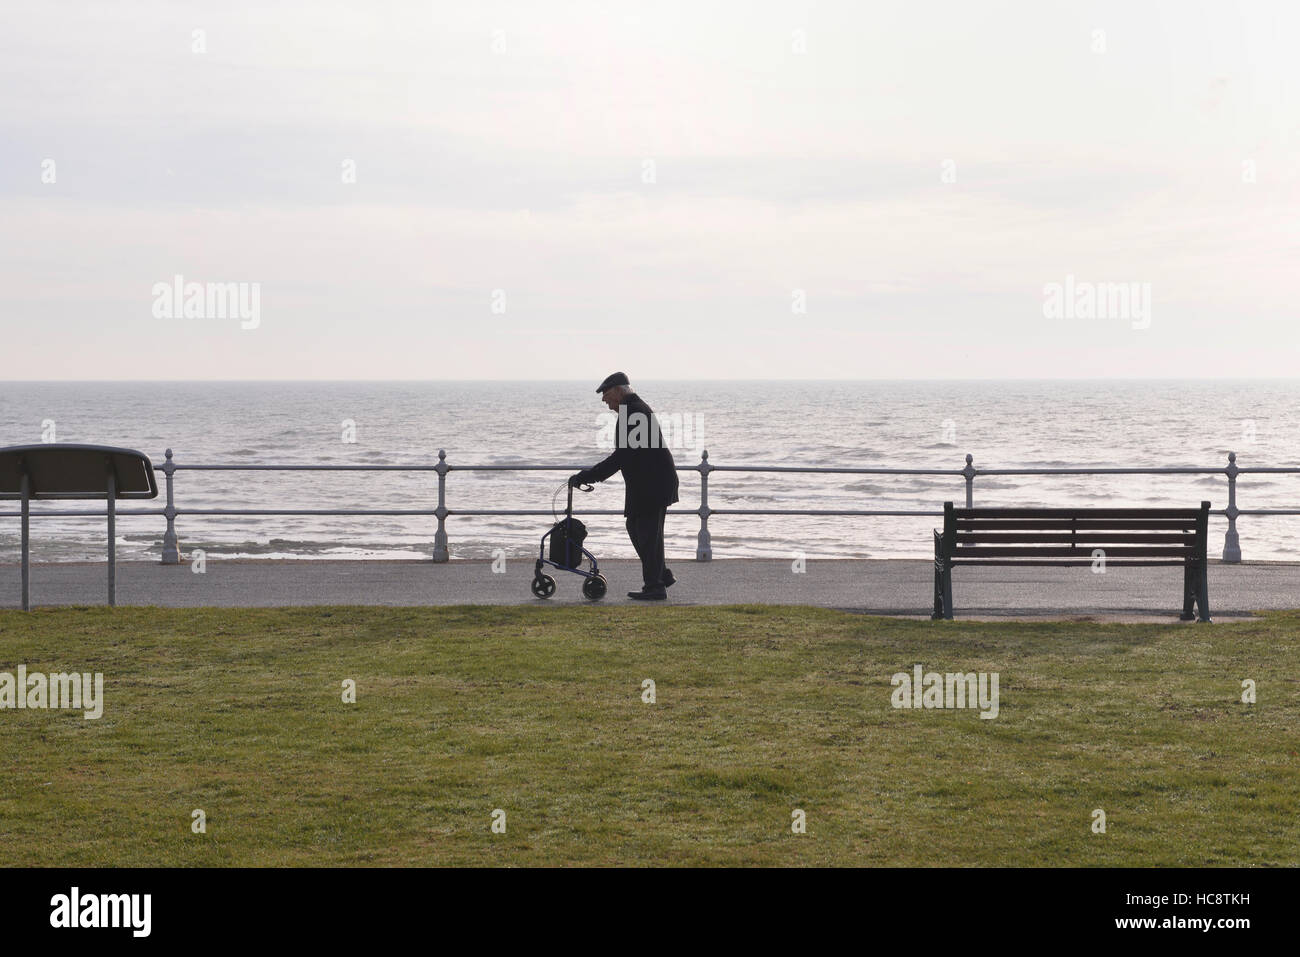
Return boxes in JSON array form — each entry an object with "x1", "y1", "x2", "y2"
[{"x1": 548, "y1": 517, "x2": 588, "y2": 568}]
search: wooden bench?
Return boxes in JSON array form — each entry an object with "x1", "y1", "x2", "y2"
[
  {"x1": 932, "y1": 501, "x2": 1211, "y2": 621},
  {"x1": 0, "y1": 443, "x2": 158, "y2": 609}
]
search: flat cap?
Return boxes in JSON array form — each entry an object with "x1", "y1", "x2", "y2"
[{"x1": 596, "y1": 371, "x2": 630, "y2": 393}]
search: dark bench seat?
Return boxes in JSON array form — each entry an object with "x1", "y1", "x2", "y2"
[{"x1": 932, "y1": 501, "x2": 1211, "y2": 621}]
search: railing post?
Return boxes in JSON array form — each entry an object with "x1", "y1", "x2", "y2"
[
  {"x1": 695, "y1": 449, "x2": 713, "y2": 561},
  {"x1": 160, "y1": 448, "x2": 180, "y2": 564},
  {"x1": 1222, "y1": 451, "x2": 1241, "y2": 563},
  {"x1": 963, "y1": 453, "x2": 975, "y2": 508},
  {"x1": 432, "y1": 448, "x2": 450, "y2": 563}
]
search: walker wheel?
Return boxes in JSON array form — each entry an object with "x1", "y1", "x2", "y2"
[
  {"x1": 582, "y1": 575, "x2": 608, "y2": 601},
  {"x1": 531, "y1": 574, "x2": 556, "y2": 599}
]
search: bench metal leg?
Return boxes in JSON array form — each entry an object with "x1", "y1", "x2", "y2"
[
  {"x1": 107, "y1": 465, "x2": 116, "y2": 607},
  {"x1": 1180, "y1": 563, "x2": 1196, "y2": 621},
  {"x1": 932, "y1": 531, "x2": 953, "y2": 620},
  {"x1": 932, "y1": 534, "x2": 943, "y2": 619},
  {"x1": 1196, "y1": 561, "x2": 1211, "y2": 623},
  {"x1": 20, "y1": 473, "x2": 30, "y2": 612}
]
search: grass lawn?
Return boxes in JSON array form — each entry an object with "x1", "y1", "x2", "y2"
[{"x1": 0, "y1": 605, "x2": 1296, "y2": 867}]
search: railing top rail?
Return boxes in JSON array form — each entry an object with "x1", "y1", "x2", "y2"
[
  {"x1": 12, "y1": 507, "x2": 1290, "y2": 518},
  {"x1": 703, "y1": 465, "x2": 962, "y2": 474},
  {"x1": 974, "y1": 467, "x2": 1226, "y2": 475},
  {"x1": 161, "y1": 461, "x2": 1300, "y2": 476},
  {"x1": 173, "y1": 464, "x2": 448, "y2": 471}
]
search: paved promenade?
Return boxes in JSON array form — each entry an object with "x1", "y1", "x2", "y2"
[{"x1": 1, "y1": 558, "x2": 1295, "y2": 620}]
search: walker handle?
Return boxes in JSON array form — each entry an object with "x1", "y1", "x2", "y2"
[{"x1": 567, "y1": 482, "x2": 593, "y2": 514}]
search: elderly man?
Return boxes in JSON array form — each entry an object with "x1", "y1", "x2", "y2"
[{"x1": 570, "y1": 372, "x2": 679, "y2": 600}]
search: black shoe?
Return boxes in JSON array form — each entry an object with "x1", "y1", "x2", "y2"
[
  {"x1": 627, "y1": 588, "x2": 668, "y2": 601},
  {"x1": 661, "y1": 569, "x2": 676, "y2": 589}
]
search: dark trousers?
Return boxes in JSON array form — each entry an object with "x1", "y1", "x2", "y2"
[{"x1": 626, "y1": 508, "x2": 670, "y2": 590}]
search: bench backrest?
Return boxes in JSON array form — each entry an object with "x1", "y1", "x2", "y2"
[
  {"x1": 940, "y1": 501, "x2": 1210, "y2": 565},
  {"x1": 0, "y1": 444, "x2": 157, "y2": 500}
]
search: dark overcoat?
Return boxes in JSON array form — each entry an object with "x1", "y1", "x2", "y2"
[{"x1": 576, "y1": 393, "x2": 680, "y2": 516}]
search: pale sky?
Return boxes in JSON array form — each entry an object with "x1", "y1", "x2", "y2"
[{"x1": 2, "y1": 0, "x2": 1297, "y2": 379}]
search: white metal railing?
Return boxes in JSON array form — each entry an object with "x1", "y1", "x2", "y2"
[{"x1": 4, "y1": 449, "x2": 1298, "y2": 564}]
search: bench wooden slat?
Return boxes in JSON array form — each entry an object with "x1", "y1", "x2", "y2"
[
  {"x1": 953, "y1": 507, "x2": 1204, "y2": 519},
  {"x1": 952, "y1": 546, "x2": 1192, "y2": 558},
  {"x1": 955, "y1": 519, "x2": 1199, "y2": 530},
  {"x1": 955, "y1": 532, "x2": 1196, "y2": 545},
  {"x1": 949, "y1": 559, "x2": 1189, "y2": 567}
]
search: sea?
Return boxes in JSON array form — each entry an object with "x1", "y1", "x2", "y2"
[{"x1": 2, "y1": 380, "x2": 1298, "y2": 563}]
